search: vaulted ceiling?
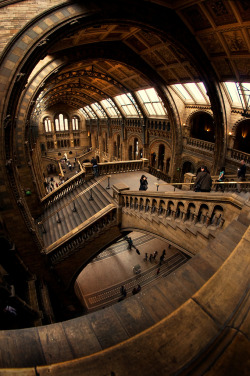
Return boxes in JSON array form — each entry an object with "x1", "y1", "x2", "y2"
[{"x1": 27, "y1": 0, "x2": 250, "y2": 114}]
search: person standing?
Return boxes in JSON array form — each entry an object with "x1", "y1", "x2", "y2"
[
  {"x1": 237, "y1": 160, "x2": 246, "y2": 193},
  {"x1": 91, "y1": 156, "x2": 99, "y2": 176},
  {"x1": 139, "y1": 175, "x2": 148, "y2": 191},
  {"x1": 194, "y1": 166, "x2": 212, "y2": 192}
]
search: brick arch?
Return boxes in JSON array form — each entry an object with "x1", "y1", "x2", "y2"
[
  {"x1": 185, "y1": 109, "x2": 213, "y2": 127},
  {"x1": 231, "y1": 117, "x2": 249, "y2": 135},
  {"x1": 149, "y1": 139, "x2": 171, "y2": 152}
]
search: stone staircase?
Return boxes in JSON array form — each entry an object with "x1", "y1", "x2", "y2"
[
  {"x1": 0, "y1": 200, "x2": 248, "y2": 374},
  {"x1": 38, "y1": 178, "x2": 115, "y2": 247}
]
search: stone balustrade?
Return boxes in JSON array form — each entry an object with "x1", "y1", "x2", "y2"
[
  {"x1": 83, "y1": 158, "x2": 149, "y2": 179},
  {"x1": 41, "y1": 171, "x2": 86, "y2": 208},
  {"x1": 118, "y1": 190, "x2": 243, "y2": 230},
  {"x1": 185, "y1": 137, "x2": 215, "y2": 152},
  {"x1": 46, "y1": 205, "x2": 117, "y2": 265},
  {"x1": 228, "y1": 148, "x2": 250, "y2": 164}
]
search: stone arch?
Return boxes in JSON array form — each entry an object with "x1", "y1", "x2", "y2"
[
  {"x1": 232, "y1": 118, "x2": 250, "y2": 153},
  {"x1": 149, "y1": 139, "x2": 172, "y2": 173},
  {"x1": 187, "y1": 110, "x2": 215, "y2": 142}
]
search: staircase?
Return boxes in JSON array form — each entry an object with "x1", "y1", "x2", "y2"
[
  {"x1": 38, "y1": 177, "x2": 115, "y2": 247},
  {"x1": 0, "y1": 199, "x2": 249, "y2": 374}
]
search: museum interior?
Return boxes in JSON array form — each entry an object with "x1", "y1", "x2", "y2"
[{"x1": 0, "y1": 0, "x2": 249, "y2": 375}]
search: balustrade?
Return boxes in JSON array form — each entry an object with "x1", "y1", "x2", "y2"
[
  {"x1": 46, "y1": 206, "x2": 117, "y2": 265},
  {"x1": 229, "y1": 148, "x2": 250, "y2": 164},
  {"x1": 186, "y1": 137, "x2": 215, "y2": 152},
  {"x1": 41, "y1": 171, "x2": 86, "y2": 208},
  {"x1": 119, "y1": 191, "x2": 243, "y2": 231}
]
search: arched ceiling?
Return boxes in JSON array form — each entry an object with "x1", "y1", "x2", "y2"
[{"x1": 21, "y1": 0, "x2": 250, "y2": 116}]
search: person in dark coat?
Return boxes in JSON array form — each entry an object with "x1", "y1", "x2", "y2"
[
  {"x1": 91, "y1": 156, "x2": 99, "y2": 176},
  {"x1": 139, "y1": 175, "x2": 148, "y2": 191},
  {"x1": 194, "y1": 166, "x2": 212, "y2": 192}
]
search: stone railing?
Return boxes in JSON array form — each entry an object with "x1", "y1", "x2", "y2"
[
  {"x1": 41, "y1": 170, "x2": 86, "y2": 208},
  {"x1": 228, "y1": 148, "x2": 250, "y2": 165},
  {"x1": 114, "y1": 188, "x2": 244, "y2": 231},
  {"x1": 148, "y1": 166, "x2": 171, "y2": 183},
  {"x1": 185, "y1": 137, "x2": 215, "y2": 152},
  {"x1": 45, "y1": 204, "x2": 117, "y2": 265},
  {"x1": 83, "y1": 158, "x2": 149, "y2": 178}
]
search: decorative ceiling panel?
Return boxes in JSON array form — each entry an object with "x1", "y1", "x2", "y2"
[
  {"x1": 222, "y1": 30, "x2": 248, "y2": 54},
  {"x1": 236, "y1": 0, "x2": 250, "y2": 21},
  {"x1": 137, "y1": 31, "x2": 162, "y2": 47},
  {"x1": 233, "y1": 58, "x2": 250, "y2": 77},
  {"x1": 198, "y1": 34, "x2": 225, "y2": 56},
  {"x1": 125, "y1": 36, "x2": 148, "y2": 52},
  {"x1": 212, "y1": 59, "x2": 234, "y2": 79},
  {"x1": 157, "y1": 47, "x2": 178, "y2": 64},
  {"x1": 180, "y1": 5, "x2": 212, "y2": 31},
  {"x1": 203, "y1": 0, "x2": 237, "y2": 27}
]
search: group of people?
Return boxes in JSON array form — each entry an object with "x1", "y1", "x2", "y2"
[{"x1": 193, "y1": 160, "x2": 246, "y2": 193}]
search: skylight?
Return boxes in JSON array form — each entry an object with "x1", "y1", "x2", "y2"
[
  {"x1": 136, "y1": 88, "x2": 167, "y2": 116},
  {"x1": 83, "y1": 105, "x2": 97, "y2": 119},
  {"x1": 91, "y1": 102, "x2": 107, "y2": 118},
  {"x1": 101, "y1": 98, "x2": 121, "y2": 118},
  {"x1": 171, "y1": 83, "x2": 210, "y2": 105},
  {"x1": 114, "y1": 94, "x2": 139, "y2": 117},
  {"x1": 224, "y1": 82, "x2": 250, "y2": 112}
]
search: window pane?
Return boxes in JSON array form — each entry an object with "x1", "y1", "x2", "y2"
[
  {"x1": 55, "y1": 119, "x2": 59, "y2": 131},
  {"x1": 145, "y1": 102, "x2": 156, "y2": 115},
  {"x1": 184, "y1": 83, "x2": 205, "y2": 102}
]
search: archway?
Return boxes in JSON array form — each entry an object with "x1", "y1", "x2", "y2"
[
  {"x1": 158, "y1": 144, "x2": 165, "y2": 170},
  {"x1": 190, "y1": 112, "x2": 215, "y2": 142},
  {"x1": 181, "y1": 161, "x2": 195, "y2": 180},
  {"x1": 234, "y1": 120, "x2": 250, "y2": 153}
]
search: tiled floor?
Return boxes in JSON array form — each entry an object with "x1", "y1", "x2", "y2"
[{"x1": 74, "y1": 231, "x2": 188, "y2": 311}]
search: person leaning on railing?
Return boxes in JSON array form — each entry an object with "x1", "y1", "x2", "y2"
[{"x1": 193, "y1": 166, "x2": 212, "y2": 192}]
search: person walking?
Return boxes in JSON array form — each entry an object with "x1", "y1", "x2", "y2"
[
  {"x1": 194, "y1": 166, "x2": 212, "y2": 192},
  {"x1": 159, "y1": 254, "x2": 165, "y2": 265},
  {"x1": 237, "y1": 160, "x2": 246, "y2": 193},
  {"x1": 216, "y1": 166, "x2": 225, "y2": 192},
  {"x1": 144, "y1": 252, "x2": 148, "y2": 261},
  {"x1": 153, "y1": 251, "x2": 158, "y2": 260},
  {"x1": 149, "y1": 253, "x2": 153, "y2": 262}
]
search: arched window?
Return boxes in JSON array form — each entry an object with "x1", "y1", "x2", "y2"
[
  {"x1": 54, "y1": 113, "x2": 69, "y2": 131},
  {"x1": 44, "y1": 117, "x2": 52, "y2": 132},
  {"x1": 72, "y1": 116, "x2": 79, "y2": 131}
]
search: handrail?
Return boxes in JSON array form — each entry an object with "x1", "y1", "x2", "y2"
[
  {"x1": 45, "y1": 203, "x2": 116, "y2": 254},
  {"x1": 155, "y1": 181, "x2": 250, "y2": 191},
  {"x1": 38, "y1": 176, "x2": 108, "y2": 226}
]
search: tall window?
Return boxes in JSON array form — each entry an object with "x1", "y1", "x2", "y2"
[
  {"x1": 54, "y1": 113, "x2": 69, "y2": 131},
  {"x1": 72, "y1": 116, "x2": 79, "y2": 130},
  {"x1": 44, "y1": 117, "x2": 52, "y2": 132}
]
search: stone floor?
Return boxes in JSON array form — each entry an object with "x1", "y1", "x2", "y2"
[{"x1": 74, "y1": 231, "x2": 188, "y2": 312}]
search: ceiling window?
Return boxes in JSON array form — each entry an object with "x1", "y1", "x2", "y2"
[
  {"x1": 171, "y1": 83, "x2": 210, "y2": 105},
  {"x1": 224, "y1": 82, "x2": 250, "y2": 112},
  {"x1": 54, "y1": 113, "x2": 69, "y2": 131},
  {"x1": 114, "y1": 94, "x2": 139, "y2": 117},
  {"x1": 136, "y1": 88, "x2": 167, "y2": 116},
  {"x1": 83, "y1": 105, "x2": 98, "y2": 119},
  {"x1": 91, "y1": 102, "x2": 107, "y2": 118},
  {"x1": 101, "y1": 98, "x2": 122, "y2": 118}
]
